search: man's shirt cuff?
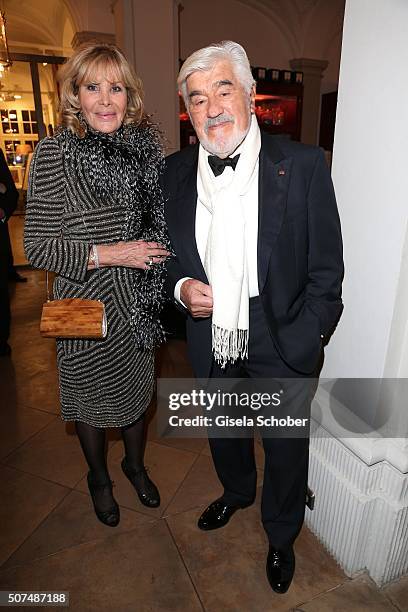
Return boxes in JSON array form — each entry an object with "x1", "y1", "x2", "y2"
[{"x1": 174, "y1": 277, "x2": 192, "y2": 308}]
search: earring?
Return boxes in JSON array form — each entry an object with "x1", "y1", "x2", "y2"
[{"x1": 77, "y1": 111, "x2": 88, "y2": 133}]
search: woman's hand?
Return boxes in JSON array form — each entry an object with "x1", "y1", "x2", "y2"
[{"x1": 89, "y1": 241, "x2": 170, "y2": 270}]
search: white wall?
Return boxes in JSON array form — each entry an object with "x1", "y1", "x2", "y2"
[
  {"x1": 308, "y1": 5, "x2": 408, "y2": 581},
  {"x1": 325, "y1": 0, "x2": 408, "y2": 380}
]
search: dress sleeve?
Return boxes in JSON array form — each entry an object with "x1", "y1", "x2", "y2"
[{"x1": 24, "y1": 137, "x2": 90, "y2": 282}]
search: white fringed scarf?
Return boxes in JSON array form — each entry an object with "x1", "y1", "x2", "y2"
[{"x1": 197, "y1": 114, "x2": 261, "y2": 367}]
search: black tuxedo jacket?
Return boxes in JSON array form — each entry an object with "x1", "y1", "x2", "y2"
[{"x1": 163, "y1": 133, "x2": 344, "y2": 377}]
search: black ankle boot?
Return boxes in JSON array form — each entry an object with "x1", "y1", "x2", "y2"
[
  {"x1": 121, "y1": 458, "x2": 160, "y2": 508},
  {"x1": 87, "y1": 472, "x2": 120, "y2": 527}
]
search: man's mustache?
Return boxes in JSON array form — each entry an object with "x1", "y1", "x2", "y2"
[{"x1": 205, "y1": 114, "x2": 235, "y2": 133}]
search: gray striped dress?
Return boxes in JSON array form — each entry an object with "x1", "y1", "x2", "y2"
[{"x1": 24, "y1": 125, "x2": 168, "y2": 427}]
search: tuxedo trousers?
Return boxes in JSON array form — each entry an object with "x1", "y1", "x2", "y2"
[{"x1": 208, "y1": 297, "x2": 314, "y2": 549}]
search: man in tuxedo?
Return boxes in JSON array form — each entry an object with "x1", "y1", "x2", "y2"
[
  {"x1": 0, "y1": 148, "x2": 19, "y2": 356},
  {"x1": 163, "y1": 41, "x2": 343, "y2": 593}
]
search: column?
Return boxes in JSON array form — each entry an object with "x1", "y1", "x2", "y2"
[
  {"x1": 112, "y1": 0, "x2": 180, "y2": 153},
  {"x1": 289, "y1": 58, "x2": 328, "y2": 145},
  {"x1": 306, "y1": 0, "x2": 408, "y2": 586}
]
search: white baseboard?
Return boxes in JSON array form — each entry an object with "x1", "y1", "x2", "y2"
[{"x1": 306, "y1": 387, "x2": 408, "y2": 586}]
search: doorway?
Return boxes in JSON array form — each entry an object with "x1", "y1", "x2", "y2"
[{"x1": 2, "y1": 53, "x2": 65, "y2": 264}]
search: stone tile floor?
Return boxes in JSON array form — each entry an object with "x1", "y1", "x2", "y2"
[{"x1": 0, "y1": 269, "x2": 407, "y2": 611}]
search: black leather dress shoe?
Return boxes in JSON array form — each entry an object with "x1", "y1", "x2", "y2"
[
  {"x1": 198, "y1": 498, "x2": 251, "y2": 531},
  {"x1": 121, "y1": 458, "x2": 160, "y2": 508},
  {"x1": 266, "y1": 546, "x2": 295, "y2": 594}
]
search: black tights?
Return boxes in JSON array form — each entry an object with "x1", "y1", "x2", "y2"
[{"x1": 75, "y1": 413, "x2": 146, "y2": 483}]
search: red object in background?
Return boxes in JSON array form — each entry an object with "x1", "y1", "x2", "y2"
[{"x1": 255, "y1": 94, "x2": 299, "y2": 136}]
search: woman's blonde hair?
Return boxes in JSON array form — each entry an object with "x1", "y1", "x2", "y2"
[{"x1": 59, "y1": 42, "x2": 145, "y2": 136}]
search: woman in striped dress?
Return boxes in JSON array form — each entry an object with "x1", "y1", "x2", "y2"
[{"x1": 24, "y1": 43, "x2": 170, "y2": 527}]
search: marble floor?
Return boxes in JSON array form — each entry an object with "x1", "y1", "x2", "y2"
[{"x1": 0, "y1": 269, "x2": 407, "y2": 612}]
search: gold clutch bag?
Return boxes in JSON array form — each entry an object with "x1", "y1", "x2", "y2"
[
  {"x1": 40, "y1": 298, "x2": 107, "y2": 339},
  {"x1": 40, "y1": 272, "x2": 107, "y2": 339}
]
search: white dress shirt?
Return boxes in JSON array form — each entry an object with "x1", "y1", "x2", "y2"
[{"x1": 175, "y1": 144, "x2": 260, "y2": 305}]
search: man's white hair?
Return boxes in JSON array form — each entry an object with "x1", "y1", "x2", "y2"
[{"x1": 178, "y1": 40, "x2": 255, "y2": 106}]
